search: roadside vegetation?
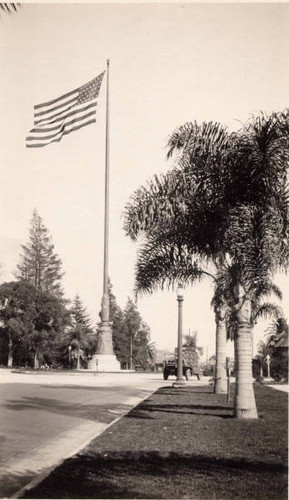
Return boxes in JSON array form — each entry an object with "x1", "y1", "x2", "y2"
[
  {"x1": 21, "y1": 384, "x2": 288, "y2": 499},
  {"x1": 253, "y1": 317, "x2": 288, "y2": 382},
  {"x1": 0, "y1": 210, "x2": 154, "y2": 371},
  {"x1": 0, "y1": 110, "x2": 288, "y2": 406},
  {"x1": 124, "y1": 110, "x2": 289, "y2": 418}
]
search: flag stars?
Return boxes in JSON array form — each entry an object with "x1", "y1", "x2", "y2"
[
  {"x1": 77, "y1": 74, "x2": 104, "y2": 104},
  {"x1": 26, "y1": 71, "x2": 105, "y2": 147}
]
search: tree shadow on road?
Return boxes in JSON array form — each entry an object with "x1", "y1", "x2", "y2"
[
  {"x1": 127, "y1": 386, "x2": 233, "y2": 419},
  {"x1": 127, "y1": 403, "x2": 233, "y2": 419},
  {"x1": 38, "y1": 385, "x2": 143, "y2": 392},
  {"x1": 5, "y1": 397, "x2": 132, "y2": 423}
]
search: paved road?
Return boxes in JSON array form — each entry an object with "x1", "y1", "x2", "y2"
[{"x1": 0, "y1": 370, "x2": 170, "y2": 498}]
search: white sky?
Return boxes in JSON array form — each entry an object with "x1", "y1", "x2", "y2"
[{"x1": 0, "y1": 2, "x2": 288, "y2": 357}]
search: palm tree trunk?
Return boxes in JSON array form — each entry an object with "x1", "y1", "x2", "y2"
[
  {"x1": 234, "y1": 322, "x2": 257, "y2": 418},
  {"x1": 214, "y1": 317, "x2": 227, "y2": 393},
  {"x1": 7, "y1": 333, "x2": 13, "y2": 368},
  {"x1": 232, "y1": 282, "x2": 258, "y2": 419}
]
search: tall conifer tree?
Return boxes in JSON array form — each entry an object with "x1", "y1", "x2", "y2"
[
  {"x1": 123, "y1": 298, "x2": 142, "y2": 370},
  {"x1": 68, "y1": 294, "x2": 93, "y2": 369},
  {"x1": 15, "y1": 209, "x2": 64, "y2": 298},
  {"x1": 107, "y1": 280, "x2": 127, "y2": 365}
]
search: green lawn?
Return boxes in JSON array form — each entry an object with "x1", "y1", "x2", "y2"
[{"x1": 22, "y1": 383, "x2": 288, "y2": 499}]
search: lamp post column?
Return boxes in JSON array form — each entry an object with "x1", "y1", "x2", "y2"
[{"x1": 173, "y1": 285, "x2": 186, "y2": 387}]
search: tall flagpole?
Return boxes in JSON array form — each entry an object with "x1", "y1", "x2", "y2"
[
  {"x1": 88, "y1": 59, "x2": 120, "y2": 372},
  {"x1": 102, "y1": 58, "x2": 110, "y2": 321}
]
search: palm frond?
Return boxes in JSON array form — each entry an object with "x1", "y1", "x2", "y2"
[
  {"x1": 264, "y1": 316, "x2": 288, "y2": 346},
  {"x1": 166, "y1": 121, "x2": 231, "y2": 161},
  {"x1": 123, "y1": 170, "x2": 184, "y2": 240},
  {"x1": 254, "y1": 302, "x2": 284, "y2": 322},
  {"x1": 134, "y1": 238, "x2": 214, "y2": 296},
  {"x1": 125, "y1": 110, "x2": 289, "y2": 316},
  {"x1": 254, "y1": 281, "x2": 283, "y2": 301},
  {"x1": 0, "y1": 3, "x2": 20, "y2": 15},
  {"x1": 230, "y1": 110, "x2": 289, "y2": 207}
]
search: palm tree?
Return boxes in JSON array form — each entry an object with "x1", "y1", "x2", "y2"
[
  {"x1": 125, "y1": 120, "x2": 235, "y2": 395},
  {"x1": 124, "y1": 111, "x2": 289, "y2": 418},
  {"x1": 136, "y1": 232, "x2": 283, "y2": 393},
  {"x1": 125, "y1": 122, "x2": 237, "y2": 397},
  {"x1": 222, "y1": 113, "x2": 288, "y2": 417},
  {"x1": 132, "y1": 226, "x2": 232, "y2": 394}
]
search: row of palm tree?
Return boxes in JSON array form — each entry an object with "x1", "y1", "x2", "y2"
[{"x1": 123, "y1": 111, "x2": 289, "y2": 419}]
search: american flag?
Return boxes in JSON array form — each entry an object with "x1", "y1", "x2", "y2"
[{"x1": 26, "y1": 71, "x2": 105, "y2": 148}]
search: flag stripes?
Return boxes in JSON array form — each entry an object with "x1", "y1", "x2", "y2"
[
  {"x1": 26, "y1": 71, "x2": 105, "y2": 148},
  {"x1": 34, "y1": 97, "x2": 77, "y2": 119},
  {"x1": 33, "y1": 101, "x2": 96, "y2": 127}
]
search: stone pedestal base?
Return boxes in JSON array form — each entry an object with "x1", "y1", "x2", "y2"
[
  {"x1": 87, "y1": 354, "x2": 121, "y2": 372},
  {"x1": 172, "y1": 379, "x2": 186, "y2": 388}
]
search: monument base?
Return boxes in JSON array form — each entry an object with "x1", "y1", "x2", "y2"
[
  {"x1": 172, "y1": 379, "x2": 186, "y2": 388},
  {"x1": 87, "y1": 354, "x2": 121, "y2": 372}
]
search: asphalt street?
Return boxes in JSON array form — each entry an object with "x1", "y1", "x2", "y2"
[{"x1": 0, "y1": 370, "x2": 168, "y2": 498}]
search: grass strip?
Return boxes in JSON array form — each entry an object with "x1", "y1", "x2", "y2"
[{"x1": 22, "y1": 383, "x2": 288, "y2": 499}]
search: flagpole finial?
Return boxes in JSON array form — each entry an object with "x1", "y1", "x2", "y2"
[{"x1": 107, "y1": 59, "x2": 110, "y2": 66}]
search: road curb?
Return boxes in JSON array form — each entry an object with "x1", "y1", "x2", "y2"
[{"x1": 11, "y1": 388, "x2": 159, "y2": 499}]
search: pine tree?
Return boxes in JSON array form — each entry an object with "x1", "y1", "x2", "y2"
[
  {"x1": 15, "y1": 209, "x2": 64, "y2": 298},
  {"x1": 107, "y1": 280, "x2": 127, "y2": 366},
  {"x1": 68, "y1": 294, "x2": 93, "y2": 369},
  {"x1": 123, "y1": 298, "x2": 142, "y2": 370},
  {"x1": 133, "y1": 322, "x2": 156, "y2": 371}
]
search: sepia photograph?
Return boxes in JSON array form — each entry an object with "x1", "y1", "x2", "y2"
[{"x1": 0, "y1": 1, "x2": 288, "y2": 498}]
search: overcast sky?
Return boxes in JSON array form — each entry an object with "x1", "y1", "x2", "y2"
[{"x1": 0, "y1": 2, "x2": 288, "y2": 357}]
